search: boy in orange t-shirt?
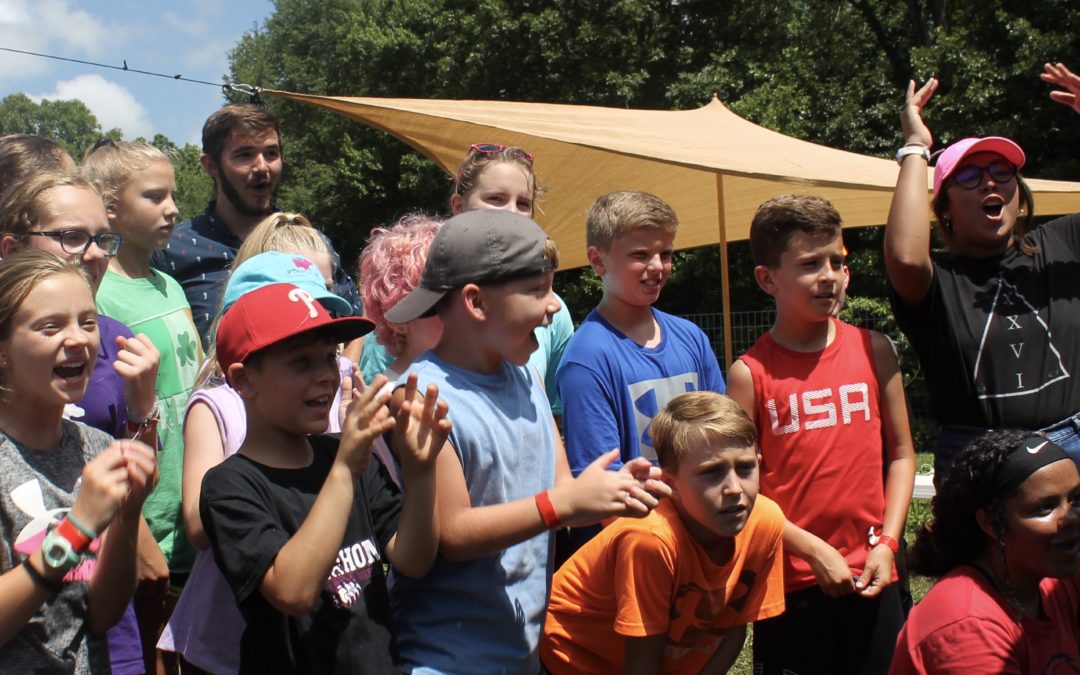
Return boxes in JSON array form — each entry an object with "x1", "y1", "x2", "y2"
[{"x1": 540, "y1": 392, "x2": 785, "y2": 674}]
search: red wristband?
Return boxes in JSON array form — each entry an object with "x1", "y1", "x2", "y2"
[
  {"x1": 535, "y1": 491, "x2": 560, "y2": 529},
  {"x1": 877, "y1": 534, "x2": 900, "y2": 555},
  {"x1": 55, "y1": 517, "x2": 92, "y2": 554}
]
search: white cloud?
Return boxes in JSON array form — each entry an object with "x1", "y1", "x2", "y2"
[
  {"x1": 0, "y1": 0, "x2": 118, "y2": 79},
  {"x1": 36, "y1": 0, "x2": 116, "y2": 55},
  {"x1": 34, "y1": 74, "x2": 155, "y2": 139},
  {"x1": 181, "y1": 35, "x2": 233, "y2": 71},
  {"x1": 163, "y1": 9, "x2": 206, "y2": 38}
]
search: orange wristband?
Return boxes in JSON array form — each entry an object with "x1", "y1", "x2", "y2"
[
  {"x1": 535, "y1": 491, "x2": 560, "y2": 529},
  {"x1": 877, "y1": 535, "x2": 900, "y2": 555}
]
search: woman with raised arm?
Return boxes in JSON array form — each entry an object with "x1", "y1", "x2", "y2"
[{"x1": 885, "y1": 63, "x2": 1080, "y2": 485}]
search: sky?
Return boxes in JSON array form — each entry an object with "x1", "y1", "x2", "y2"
[{"x1": 0, "y1": 0, "x2": 275, "y2": 146}]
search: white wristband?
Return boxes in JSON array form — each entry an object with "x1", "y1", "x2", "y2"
[{"x1": 895, "y1": 144, "x2": 930, "y2": 164}]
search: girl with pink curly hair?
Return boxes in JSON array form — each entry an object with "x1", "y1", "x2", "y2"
[{"x1": 358, "y1": 214, "x2": 444, "y2": 395}]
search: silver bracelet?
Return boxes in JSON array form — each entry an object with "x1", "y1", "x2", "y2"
[{"x1": 126, "y1": 400, "x2": 160, "y2": 426}]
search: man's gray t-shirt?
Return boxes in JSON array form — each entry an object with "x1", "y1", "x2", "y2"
[{"x1": 0, "y1": 420, "x2": 113, "y2": 673}]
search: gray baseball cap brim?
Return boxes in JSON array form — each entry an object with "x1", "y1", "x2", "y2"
[{"x1": 384, "y1": 285, "x2": 447, "y2": 324}]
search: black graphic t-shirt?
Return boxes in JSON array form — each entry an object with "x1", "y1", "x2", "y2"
[
  {"x1": 200, "y1": 435, "x2": 402, "y2": 674},
  {"x1": 891, "y1": 213, "x2": 1080, "y2": 429}
]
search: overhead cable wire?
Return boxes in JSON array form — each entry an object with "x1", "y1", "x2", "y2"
[{"x1": 0, "y1": 46, "x2": 262, "y2": 102}]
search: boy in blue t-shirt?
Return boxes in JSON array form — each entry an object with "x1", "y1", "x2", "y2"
[
  {"x1": 557, "y1": 191, "x2": 725, "y2": 551},
  {"x1": 383, "y1": 209, "x2": 670, "y2": 673}
]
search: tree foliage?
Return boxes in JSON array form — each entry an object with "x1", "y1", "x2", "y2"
[
  {"x1": 0, "y1": 94, "x2": 209, "y2": 219},
  {"x1": 226, "y1": 0, "x2": 1080, "y2": 292},
  {"x1": 0, "y1": 93, "x2": 119, "y2": 159}
]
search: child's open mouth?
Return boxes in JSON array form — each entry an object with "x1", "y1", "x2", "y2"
[
  {"x1": 306, "y1": 394, "x2": 332, "y2": 408},
  {"x1": 54, "y1": 362, "x2": 87, "y2": 380}
]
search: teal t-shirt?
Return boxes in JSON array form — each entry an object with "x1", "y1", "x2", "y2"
[{"x1": 96, "y1": 268, "x2": 201, "y2": 574}]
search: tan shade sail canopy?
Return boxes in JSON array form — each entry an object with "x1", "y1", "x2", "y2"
[
  {"x1": 265, "y1": 88, "x2": 1080, "y2": 270},
  {"x1": 264, "y1": 88, "x2": 1080, "y2": 363}
]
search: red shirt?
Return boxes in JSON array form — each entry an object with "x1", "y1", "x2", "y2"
[
  {"x1": 891, "y1": 567, "x2": 1080, "y2": 674},
  {"x1": 740, "y1": 319, "x2": 891, "y2": 590}
]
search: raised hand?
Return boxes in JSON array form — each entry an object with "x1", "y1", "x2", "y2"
[
  {"x1": 337, "y1": 374, "x2": 395, "y2": 478},
  {"x1": 112, "y1": 334, "x2": 160, "y2": 423},
  {"x1": 115, "y1": 439, "x2": 158, "y2": 521},
  {"x1": 1042, "y1": 62, "x2": 1080, "y2": 115},
  {"x1": 69, "y1": 444, "x2": 132, "y2": 534},
  {"x1": 901, "y1": 78, "x2": 939, "y2": 148},
  {"x1": 392, "y1": 374, "x2": 451, "y2": 471},
  {"x1": 337, "y1": 364, "x2": 361, "y2": 431},
  {"x1": 555, "y1": 449, "x2": 653, "y2": 527},
  {"x1": 619, "y1": 456, "x2": 672, "y2": 514}
]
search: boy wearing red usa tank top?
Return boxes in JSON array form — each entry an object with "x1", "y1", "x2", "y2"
[{"x1": 726, "y1": 195, "x2": 916, "y2": 675}]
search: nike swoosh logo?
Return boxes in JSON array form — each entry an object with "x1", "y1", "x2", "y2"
[{"x1": 1026, "y1": 441, "x2": 1049, "y2": 454}]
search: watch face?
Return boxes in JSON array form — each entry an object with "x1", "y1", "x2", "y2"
[
  {"x1": 41, "y1": 530, "x2": 78, "y2": 572},
  {"x1": 43, "y1": 542, "x2": 70, "y2": 567}
]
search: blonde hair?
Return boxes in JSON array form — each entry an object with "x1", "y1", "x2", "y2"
[
  {"x1": 586, "y1": 190, "x2": 678, "y2": 251},
  {"x1": 233, "y1": 212, "x2": 330, "y2": 268},
  {"x1": 196, "y1": 212, "x2": 333, "y2": 388},
  {"x1": 650, "y1": 392, "x2": 757, "y2": 471},
  {"x1": 81, "y1": 140, "x2": 171, "y2": 210},
  {"x1": 0, "y1": 171, "x2": 102, "y2": 237}
]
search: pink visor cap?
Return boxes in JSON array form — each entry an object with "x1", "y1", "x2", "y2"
[{"x1": 933, "y1": 136, "x2": 1026, "y2": 196}]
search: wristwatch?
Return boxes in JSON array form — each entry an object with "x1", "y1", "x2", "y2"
[
  {"x1": 40, "y1": 517, "x2": 92, "y2": 575},
  {"x1": 895, "y1": 144, "x2": 930, "y2": 164}
]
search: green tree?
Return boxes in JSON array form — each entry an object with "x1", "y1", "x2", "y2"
[
  {"x1": 227, "y1": 0, "x2": 1080, "y2": 292},
  {"x1": 0, "y1": 94, "x2": 207, "y2": 220},
  {"x1": 0, "y1": 93, "x2": 120, "y2": 159}
]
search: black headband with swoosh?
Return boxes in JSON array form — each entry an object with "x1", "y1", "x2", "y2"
[{"x1": 991, "y1": 434, "x2": 1071, "y2": 497}]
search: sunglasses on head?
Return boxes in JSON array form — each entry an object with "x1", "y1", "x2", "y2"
[
  {"x1": 951, "y1": 159, "x2": 1017, "y2": 190},
  {"x1": 466, "y1": 143, "x2": 534, "y2": 163}
]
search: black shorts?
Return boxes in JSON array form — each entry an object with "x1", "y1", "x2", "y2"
[{"x1": 752, "y1": 584, "x2": 904, "y2": 675}]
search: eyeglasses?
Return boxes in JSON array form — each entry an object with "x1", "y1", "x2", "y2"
[
  {"x1": 951, "y1": 159, "x2": 1017, "y2": 189},
  {"x1": 25, "y1": 230, "x2": 123, "y2": 256},
  {"x1": 466, "y1": 143, "x2": 534, "y2": 163}
]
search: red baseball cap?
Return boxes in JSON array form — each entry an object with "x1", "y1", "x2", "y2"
[
  {"x1": 216, "y1": 282, "x2": 374, "y2": 375},
  {"x1": 933, "y1": 136, "x2": 1026, "y2": 196}
]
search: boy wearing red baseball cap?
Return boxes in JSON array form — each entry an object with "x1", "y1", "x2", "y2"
[{"x1": 198, "y1": 282, "x2": 450, "y2": 674}]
